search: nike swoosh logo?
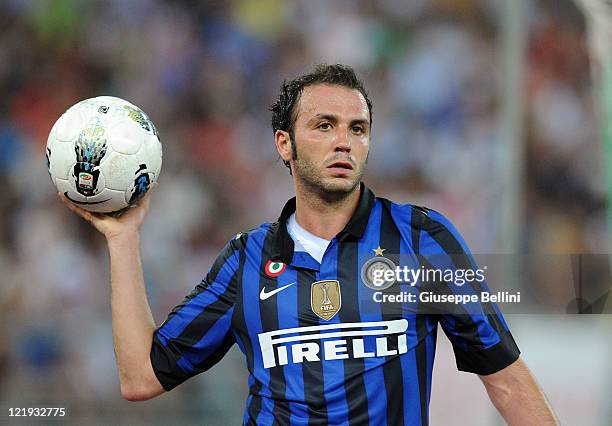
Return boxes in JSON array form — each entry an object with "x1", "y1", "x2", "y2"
[{"x1": 260, "y1": 282, "x2": 296, "y2": 301}]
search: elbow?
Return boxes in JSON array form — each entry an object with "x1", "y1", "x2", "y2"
[
  {"x1": 481, "y1": 372, "x2": 516, "y2": 410},
  {"x1": 118, "y1": 359, "x2": 165, "y2": 401},
  {"x1": 120, "y1": 382, "x2": 159, "y2": 402},
  {"x1": 487, "y1": 381, "x2": 513, "y2": 410}
]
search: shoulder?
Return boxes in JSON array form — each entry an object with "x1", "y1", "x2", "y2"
[
  {"x1": 228, "y1": 221, "x2": 275, "y2": 250},
  {"x1": 380, "y1": 197, "x2": 469, "y2": 252},
  {"x1": 378, "y1": 197, "x2": 442, "y2": 231},
  {"x1": 209, "y1": 223, "x2": 271, "y2": 272}
]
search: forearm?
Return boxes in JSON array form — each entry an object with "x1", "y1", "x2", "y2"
[
  {"x1": 481, "y1": 358, "x2": 557, "y2": 425},
  {"x1": 108, "y1": 232, "x2": 162, "y2": 400}
]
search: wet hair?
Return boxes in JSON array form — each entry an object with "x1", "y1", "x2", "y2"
[{"x1": 270, "y1": 64, "x2": 373, "y2": 170}]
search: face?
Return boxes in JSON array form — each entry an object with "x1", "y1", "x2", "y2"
[{"x1": 276, "y1": 84, "x2": 371, "y2": 200}]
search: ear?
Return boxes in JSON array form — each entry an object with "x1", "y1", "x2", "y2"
[{"x1": 275, "y1": 130, "x2": 292, "y2": 164}]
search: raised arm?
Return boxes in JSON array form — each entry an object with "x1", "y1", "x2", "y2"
[
  {"x1": 479, "y1": 357, "x2": 558, "y2": 425},
  {"x1": 60, "y1": 191, "x2": 164, "y2": 401}
]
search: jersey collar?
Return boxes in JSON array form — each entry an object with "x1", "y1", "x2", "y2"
[{"x1": 270, "y1": 182, "x2": 375, "y2": 265}]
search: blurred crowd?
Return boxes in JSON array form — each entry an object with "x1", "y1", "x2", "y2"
[{"x1": 0, "y1": 0, "x2": 609, "y2": 424}]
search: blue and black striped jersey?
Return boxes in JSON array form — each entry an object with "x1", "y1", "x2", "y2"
[{"x1": 150, "y1": 184, "x2": 520, "y2": 425}]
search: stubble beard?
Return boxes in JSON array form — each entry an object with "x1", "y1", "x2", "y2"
[{"x1": 291, "y1": 143, "x2": 364, "y2": 204}]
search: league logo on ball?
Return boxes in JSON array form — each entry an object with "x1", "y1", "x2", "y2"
[{"x1": 73, "y1": 126, "x2": 108, "y2": 197}]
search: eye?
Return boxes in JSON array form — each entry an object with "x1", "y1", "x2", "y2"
[
  {"x1": 317, "y1": 122, "x2": 332, "y2": 131},
  {"x1": 351, "y1": 125, "x2": 365, "y2": 134}
]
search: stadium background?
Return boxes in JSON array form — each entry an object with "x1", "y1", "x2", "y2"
[{"x1": 0, "y1": 0, "x2": 611, "y2": 424}]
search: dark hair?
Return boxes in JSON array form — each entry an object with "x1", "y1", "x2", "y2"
[{"x1": 270, "y1": 64, "x2": 373, "y2": 170}]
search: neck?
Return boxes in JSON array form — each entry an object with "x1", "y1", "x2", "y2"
[{"x1": 293, "y1": 181, "x2": 361, "y2": 240}]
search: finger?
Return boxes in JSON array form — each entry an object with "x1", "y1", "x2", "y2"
[
  {"x1": 58, "y1": 192, "x2": 102, "y2": 224},
  {"x1": 59, "y1": 192, "x2": 86, "y2": 215},
  {"x1": 139, "y1": 188, "x2": 154, "y2": 209},
  {"x1": 133, "y1": 183, "x2": 157, "y2": 209}
]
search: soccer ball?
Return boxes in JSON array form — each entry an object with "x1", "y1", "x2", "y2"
[{"x1": 46, "y1": 96, "x2": 162, "y2": 213}]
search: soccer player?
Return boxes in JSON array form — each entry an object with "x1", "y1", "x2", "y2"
[{"x1": 60, "y1": 64, "x2": 558, "y2": 425}]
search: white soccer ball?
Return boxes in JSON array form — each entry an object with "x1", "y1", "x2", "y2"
[{"x1": 46, "y1": 96, "x2": 162, "y2": 213}]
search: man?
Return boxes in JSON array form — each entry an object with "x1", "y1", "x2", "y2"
[{"x1": 61, "y1": 64, "x2": 557, "y2": 425}]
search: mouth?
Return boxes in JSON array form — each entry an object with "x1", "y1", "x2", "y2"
[{"x1": 326, "y1": 161, "x2": 354, "y2": 171}]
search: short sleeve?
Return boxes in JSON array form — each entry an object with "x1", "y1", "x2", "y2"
[
  {"x1": 416, "y1": 209, "x2": 520, "y2": 376},
  {"x1": 150, "y1": 238, "x2": 242, "y2": 391}
]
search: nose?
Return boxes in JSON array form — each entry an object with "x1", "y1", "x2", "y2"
[{"x1": 334, "y1": 127, "x2": 351, "y2": 153}]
